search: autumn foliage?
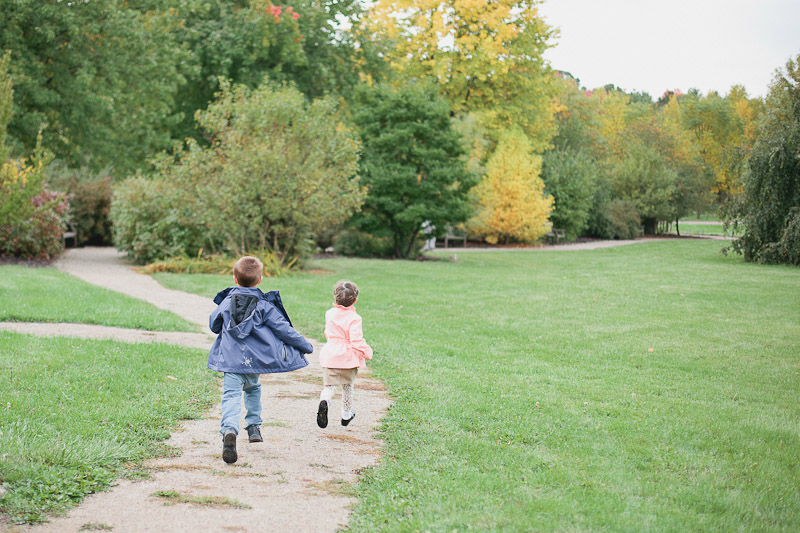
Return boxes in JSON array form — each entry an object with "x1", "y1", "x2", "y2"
[{"x1": 470, "y1": 127, "x2": 553, "y2": 243}]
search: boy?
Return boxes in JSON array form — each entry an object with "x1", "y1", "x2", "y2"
[{"x1": 207, "y1": 256, "x2": 313, "y2": 464}]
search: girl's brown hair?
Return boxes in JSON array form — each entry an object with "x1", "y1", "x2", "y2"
[{"x1": 333, "y1": 280, "x2": 359, "y2": 307}]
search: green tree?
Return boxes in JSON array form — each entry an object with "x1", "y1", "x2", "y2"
[
  {"x1": 729, "y1": 55, "x2": 800, "y2": 264},
  {"x1": 352, "y1": 84, "x2": 477, "y2": 258},
  {"x1": 541, "y1": 149, "x2": 596, "y2": 241},
  {"x1": 113, "y1": 80, "x2": 364, "y2": 263},
  {"x1": 612, "y1": 135, "x2": 676, "y2": 235},
  {"x1": 0, "y1": 51, "x2": 12, "y2": 163},
  {"x1": 0, "y1": 1, "x2": 188, "y2": 172}
]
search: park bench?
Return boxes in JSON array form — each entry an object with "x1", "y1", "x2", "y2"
[
  {"x1": 441, "y1": 226, "x2": 467, "y2": 248},
  {"x1": 545, "y1": 227, "x2": 566, "y2": 244},
  {"x1": 63, "y1": 223, "x2": 77, "y2": 248}
]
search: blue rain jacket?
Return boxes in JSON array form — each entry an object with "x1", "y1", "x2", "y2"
[{"x1": 207, "y1": 286, "x2": 312, "y2": 374}]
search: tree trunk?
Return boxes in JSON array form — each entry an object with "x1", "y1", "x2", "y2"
[{"x1": 675, "y1": 217, "x2": 680, "y2": 237}]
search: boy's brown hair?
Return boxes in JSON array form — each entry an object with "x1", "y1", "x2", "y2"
[
  {"x1": 233, "y1": 256, "x2": 263, "y2": 287},
  {"x1": 333, "y1": 280, "x2": 359, "y2": 307}
]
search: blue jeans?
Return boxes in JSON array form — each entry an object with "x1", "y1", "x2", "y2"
[{"x1": 220, "y1": 373, "x2": 262, "y2": 435}]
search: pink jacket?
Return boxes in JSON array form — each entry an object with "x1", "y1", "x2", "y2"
[{"x1": 318, "y1": 305, "x2": 373, "y2": 369}]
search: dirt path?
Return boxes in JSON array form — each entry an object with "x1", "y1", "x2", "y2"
[{"x1": 7, "y1": 248, "x2": 391, "y2": 533}]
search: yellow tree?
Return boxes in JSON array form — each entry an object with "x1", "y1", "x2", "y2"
[
  {"x1": 366, "y1": 0, "x2": 557, "y2": 151},
  {"x1": 470, "y1": 126, "x2": 553, "y2": 243}
]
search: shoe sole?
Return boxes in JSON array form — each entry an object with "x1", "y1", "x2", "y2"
[
  {"x1": 249, "y1": 435, "x2": 263, "y2": 443},
  {"x1": 222, "y1": 432, "x2": 237, "y2": 464},
  {"x1": 317, "y1": 400, "x2": 328, "y2": 428},
  {"x1": 341, "y1": 412, "x2": 355, "y2": 427}
]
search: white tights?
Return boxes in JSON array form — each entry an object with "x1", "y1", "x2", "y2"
[{"x1": 320, "y1": 384, "x2": 354, "y2": 419}]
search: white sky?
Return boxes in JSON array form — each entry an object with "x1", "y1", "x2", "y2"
[{"x1": 538, "y1": 0, "x2": 800, "y2": 99}]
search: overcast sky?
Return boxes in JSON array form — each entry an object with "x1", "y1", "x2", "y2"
[{"x1": 538, "y1": 0, "x2": 800, "y2": 99}]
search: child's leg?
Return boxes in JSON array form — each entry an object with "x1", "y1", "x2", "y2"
[
  {"x1": 341, "y1": 384, "x2": 354, "y2": 420},
  {"x1": 317, "y1": 385, "x2": 337, "y2": 428},
  {"x1": 320, "y1": 385, "x2": 337, "y2": 402},
  {"x1": 220, "y1": 373, "x2": 245, "y2": 435},
  {"x1": 242, "y1": 374, "x2": 262, "y2": 429}
]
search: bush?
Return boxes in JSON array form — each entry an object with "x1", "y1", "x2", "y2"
[
  {"x1": 111, "y1": 80, "x2": 363, "y2": 264},
  {"x1": 333, "y1": 229, "x2": 395, "y2": 258},
  {"x1": 140, "y1": 250, "x2": 297, "y2": 277},
  {"x1": 589, "y1": 199, "x2": 641, "y2": 240},
  {"x1": 111, "y1": 177, "x2": 211, "y2": 264},
  {"x1": 0, "y1": 158, "x2": 69, "y2": 260},
  {"x1": 46, "y1": 163, "x2": 113, "y2": 245}
]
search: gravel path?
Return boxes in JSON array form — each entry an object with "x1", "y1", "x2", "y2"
[{"x1": 8, "y1": 248, "x2": 390, "y2": 533}]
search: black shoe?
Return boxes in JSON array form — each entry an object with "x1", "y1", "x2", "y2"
[
  {"x1": 317, "y1": 400, "x2": 328, "y2": 428},
  {"x1": 246, "y1": 425, "x2": 263, "y2": 443},
  {"x1": 222, "y1": 430, "x2": 237, "y2": 464},
  {"x1": 341, "y1": 412, "x2": 355, "y2": 427}
]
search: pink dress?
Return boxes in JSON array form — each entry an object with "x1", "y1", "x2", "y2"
[{"x1": 318, "y1": 305, "x2": 373, "y2": 369}]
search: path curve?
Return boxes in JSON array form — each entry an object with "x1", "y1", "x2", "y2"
[{"x1": 9, "y1": 247, "x2": 390, "y2": 533}]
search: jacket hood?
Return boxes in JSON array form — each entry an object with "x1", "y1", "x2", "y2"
[{"x1": 224, "y1": 287, "x2": 262, "y2": 340}]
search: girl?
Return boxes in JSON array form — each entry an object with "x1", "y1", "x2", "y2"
[{"x1": 317, "y1": 280, "x2": 373, "y2": 428}]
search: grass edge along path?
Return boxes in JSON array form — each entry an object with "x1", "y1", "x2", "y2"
[
  {"x1": 0, "y1": 265, "x2": 198, "y2": 333},
  {"x1": 0, "y1": 331, "x2": 217, "y2": 525},
  {"x1": 156, "y1": 239, "x2": 800, "y2": 531}
]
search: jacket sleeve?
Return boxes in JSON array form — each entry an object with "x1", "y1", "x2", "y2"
[
  {"x1": 261, "y1": 304, "x2": 314, "y2": 354},
  {"x1": 349, "y1": 315, "x2": 373, "y2": 360},
  {"x1": 209, "y1": 302, "x2": 226, "y2": 334}
]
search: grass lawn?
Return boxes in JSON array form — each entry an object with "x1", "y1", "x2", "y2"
[
  {"x1": 0, "y1": 265, "x2": 197, "y2": 332},
  {"x1": 668, "y1": 223, "x2": 739, "y2": 236},
  {"x1": 0, "y1": 332, "x2": 217, "y2": 524},
  {"x1": 155, "y1": 240, "x2": 800, "y2": 531}
]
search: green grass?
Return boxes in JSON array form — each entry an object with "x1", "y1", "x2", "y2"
[
  {"x1": 668, "y1": 223, "x2": 739, "y2": 236},
  {"x1": 155, "y1": 241, "x2": 800, "y2": 531},
  {"x1": 0, "y1": 265, "x2": 197, "y2": 332},
  {"x1": 0, "y1": 332, "x2": 217, "y2": 524}
]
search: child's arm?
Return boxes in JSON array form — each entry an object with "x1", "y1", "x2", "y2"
[
  {"x1": 260, "y1": 305, "x2": 314, "y2": 354},
  {"x1": 209, "y1": 303, "x2": 225, "y2": 334},
  {"x1": 349, "y1": 315, "x2": 373, "y2": 361}
]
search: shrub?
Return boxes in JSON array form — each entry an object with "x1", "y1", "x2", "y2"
[
  {"x1": 0, "y1": 158, "x2": 69, "y2": 260},
  {"x1": 333, "y1": 229, "x2": 395, "y2": 258},
  {"x1": 140, "y1": 250, "x2": 297, "y2": 277},
  {"x1": 589, "y1": 199, "x2": 641, "y2": 240},
  {"x1": 46, "y1": 163, "x2": 113, "y2": 245},
  {"x1": 111, "y1": 177, "x2": 211, "y2": 264},
  {"x1": 111, "y1": 80, "x2": 363, "y2": 264}
]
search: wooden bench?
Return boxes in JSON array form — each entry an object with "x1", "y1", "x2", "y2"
[
  {"x1": 441, "y1": 227, "x2": 467, "y2": 248},
  {"x1": 545, "y1": 227, "x2": 566, "y2": 244},
  {"x1": 63, "y1": 223, "x2": 77, "y2": 248}
]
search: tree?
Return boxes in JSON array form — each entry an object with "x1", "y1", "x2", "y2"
[
  {"x1": 611, "y1": 134, "x2": 676, "y2": 235},
  {"x1": 351, "y1": 84, "x2": 477, "y2": 258},
  {"x1": 728, "y1": 55, "x2": 800, "y2": 265},
  {"x1": 0, "y1": 51, "x2": 12, "y2": 164},
  {"x1": 113, "y1": 80, "x2": 365, "y2": 263},
  {"x1": 0, "y1": 1, "x2": 189, "y2": 172},
  {"x1": 541, "y1": 149, "x2": 596, "y2": 241},
  {"x1": 366, "y1": 0, "x2": 558, "y2": 150},
  {"x1": 470, "y1": 126, "x2": 553, "y2": 243}
]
